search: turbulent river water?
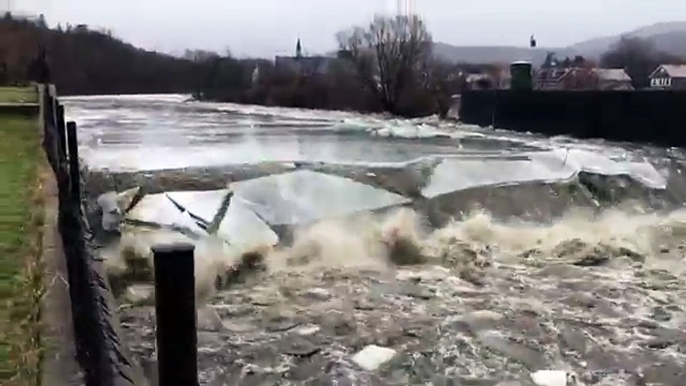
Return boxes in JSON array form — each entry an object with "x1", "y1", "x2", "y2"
[{"x1": 64, "y1": 94, "x2": 686, "y2": 386}]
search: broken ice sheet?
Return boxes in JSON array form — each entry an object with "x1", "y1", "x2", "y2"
[
  {"x1": 422, "y1": 149, "x2": 666, "y2": 199},
  {"x1": 127, "y1": 189, "x2": 278, "y2": 250},
  {"x1": 422, "y1": 152, "x2": 578, "y2": 199},
  {"x1": 229, "y1": 170, "x2": 411, "y2": 225},
  {"x1": 125, "y1": 193, "x2": 207, "y2": 235},
  {"x1": 164, "y1": 189, "x2": 231, "y2": 226},
  {"x1": 123, "y1": 170, "x2": 409, "y2": 250},
  {"x1": 166, "y1": 189, "x2": 280, "y2": 250},
  {"x1": 216, "y1": 196, "x2": 279, "y2": 249}
]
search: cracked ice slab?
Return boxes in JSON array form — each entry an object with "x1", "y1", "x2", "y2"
[
  {"x1": 228, "y1": 170, "x2": 411, "y2": 225},
  {"x1": 164, "y1": 190, "x2": 280, "y2": 250},
  {"x1": 422, "y1": 151, "x2": 579, "y2": 198},
  {"x1": 126, "y1": 189, "x2": 279, "y2": 250},
  {"x1": 123, "y1": 170, "x2": 410, "y2": 247},
  {"x1": 422, "y1": 149, "x2": 666, "y2": 199},
  {"x1": 126, "y1": 193, "x2": 207, "y2": 235}
]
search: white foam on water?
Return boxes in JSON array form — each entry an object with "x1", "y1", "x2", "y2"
[
  {"x1": 105, "y1": 195, "x2": 686, "y2": 311},
  {"x1": 266, "y1": 207, "x2": 425, "y2": 273},
  {"x1": 103, "y1": 226, "x2": 249, "y2": 303}
]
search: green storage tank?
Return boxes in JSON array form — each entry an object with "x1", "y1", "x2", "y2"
[{"x1": 510, "y1": 61, "x2": 533, "y2": 90}]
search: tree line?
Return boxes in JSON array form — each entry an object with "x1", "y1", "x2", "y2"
[
  {"x1": 0, "y1": 13, "x2": 463, "y2": 117},
  {"x1": 3, "y1": 12, "x2": 684, "y2": 117},
  {"x1": 1, "y1": 13, "x2": 201, "y2": 95},
  {"x1": 188, "y1": 15, "x2": 463, "y2": 117}
]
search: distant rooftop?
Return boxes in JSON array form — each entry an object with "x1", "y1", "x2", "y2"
[
  {"x1": 592, "y1": 68, "x2": 632, "y2": 82},
  {"x1": 660, "y1": 64, "x2": 686, "y2": 78}
]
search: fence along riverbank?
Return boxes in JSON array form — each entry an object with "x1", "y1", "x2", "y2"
[
  {"x1": 39, "y1": 84, "x2": 144, "y2": 386},
  {"x1": 42, "y1": 82, "x2": 203, "y2": 385}
]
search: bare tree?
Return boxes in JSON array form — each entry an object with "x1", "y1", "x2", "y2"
[{"x1": 337, "y1": 15, "x2": 433, "y2": 114}]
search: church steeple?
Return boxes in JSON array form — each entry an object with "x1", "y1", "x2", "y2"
[{"x1": 296, "y1": 38, "x2": 302, "y2": 59}]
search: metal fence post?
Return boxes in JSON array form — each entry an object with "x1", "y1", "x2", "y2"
[
  {"x1": 56, "y1": 104, "x2": 67, "y2": 161},
  {"x1": 66, "y1": 121, "x2": 81, "y2": 203},
  {"x1": 152, "y1": 243, "x2": 198, "y2": 386},
  {"x1": 44, "y1": 93, "x2": 54, "y2": 125}
]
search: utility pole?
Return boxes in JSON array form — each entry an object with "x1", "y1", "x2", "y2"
[
  {"x1": 390, "y1": 0, "x2": 413, "y2": 16},
  {"x1": 396, "y1": 0, "x2": 407, "y2": 16}
]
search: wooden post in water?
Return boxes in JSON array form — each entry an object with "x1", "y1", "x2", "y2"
[
  {"x1": 66, "y1": 121, "x2": 81, "y2": 203},
  {"x1": 152, "y1": 243, "x2": 198, "y2": 386}
]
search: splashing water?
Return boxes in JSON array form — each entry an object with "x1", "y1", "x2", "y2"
[{"x1": 104, "y1": 204, "x2": 686, "y2": 305}]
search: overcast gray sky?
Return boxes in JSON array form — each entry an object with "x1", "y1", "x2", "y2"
[{"x1": 9, "y1": 0, "x2": 686, "y2": 58}]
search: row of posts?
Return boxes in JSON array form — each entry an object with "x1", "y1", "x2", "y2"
[
  {"x1": 45, "y1": 89, "x2": 110, "y2": 385},
  {"x1": 44, "y1": 87, "x2": 200, "y2": 386}
]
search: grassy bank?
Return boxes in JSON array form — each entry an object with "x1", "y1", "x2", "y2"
[
  {"x1": 0, "y1": 87, "x2": 46, "y2": 385},
  {"x1": 0, "y1": 87, "x2": 38, "y2": 104}
]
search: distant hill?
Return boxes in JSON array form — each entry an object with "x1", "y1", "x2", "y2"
[
  {"x1": 570, "y1": 21, "x2": 686, "y2": 57},
  {"x1": 0, "y1": 15, "x2": 201, "y2": 95},
  {"x1": 434, "y1": 21, "x2": 686, "y2": 65},
  {"x1": 432, "y1": 43, "x2": 574, "y2": 66}
]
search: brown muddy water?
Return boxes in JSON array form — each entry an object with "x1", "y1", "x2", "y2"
[{"x1": 65, "y1": 94, "x2": 686, "y2": 385}]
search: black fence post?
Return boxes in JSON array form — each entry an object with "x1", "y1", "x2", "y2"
[
  {"x1": 44, "y1": 91, "x2": 53, "y2": 125},
  {"x1": 66, "y1": 121, "x2": 81, "y2": 203},
  {"x1": 152, "y1": 243, "x2": 198, "y2": 386},
  {"x1": 50, "y1": 91, "x2": 58, "y2": 129},
  {"x1": 56, "y1": 104, "x2": 67, "y2": 161}
]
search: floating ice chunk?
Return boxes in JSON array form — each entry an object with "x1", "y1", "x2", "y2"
[
  {"x1": 351, "y1": 345, "x2": 397, "y2": 371},
  {"x1": 530, "y1": 370, "x2": 567, "y2": 386},
  {"x1": 421, "y1": 148, "x2": 666, "y2": 198},
  {"x1": 369, "y1": 122, "x2": 451, "y2": 139},
  {"x1": 296, "y1": 325, "x2": 321, "y2": 336},
  {"x1": 565, "y1": 149, "x2": 666, "y2": 189},
  {"x1": 422, "y1": 152, "x2": 578, "y2": 198},
  {"x1": 231, "y1": 170, "x2": 410, "y2": 225}
]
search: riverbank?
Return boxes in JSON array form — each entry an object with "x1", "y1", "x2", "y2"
[{"x1": 0, "y1": 104, "x2": 46, "y2": 384}]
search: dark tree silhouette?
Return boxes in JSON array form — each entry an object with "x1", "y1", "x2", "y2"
[
  {"x1": 336, "y1": 15, "x2": 434, "y2": 114},
  {"x1": 1, "y1": 15, "x2": 461, "y2": 117},
  {"x1": 37, "y1": 14, "x2": 47, "y2": 29}
]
